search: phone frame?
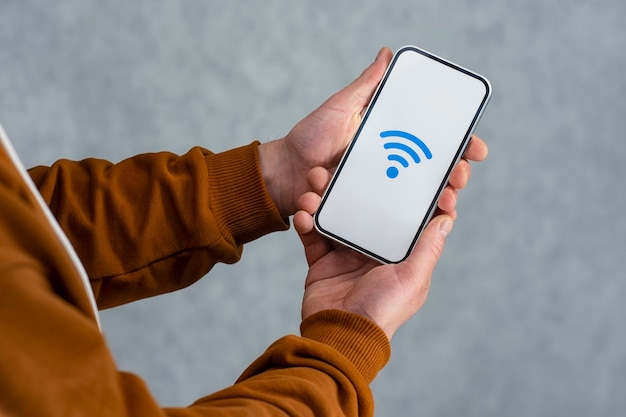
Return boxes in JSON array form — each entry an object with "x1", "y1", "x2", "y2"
[{"x1": 313, "y1": 45, "x2": 492, "y2": 264}]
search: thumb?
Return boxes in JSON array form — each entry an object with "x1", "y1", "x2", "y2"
[
  {"x1": 340, "y1": 47, "x2": 393, "y2": 110},
  {"x1": 400, "y1": 215, "x2": 454, "y2": 276}
]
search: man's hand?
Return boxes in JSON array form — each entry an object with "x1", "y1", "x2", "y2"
[
  {"x1": 259, "y1": 48, "x2": 394, "y2": 217},
  {"x1": 294, "y1": 136, "x2": 488, "y2": 340},
  {"x1": 259, "y1": 45, "x2": 489, "y2": 339}
]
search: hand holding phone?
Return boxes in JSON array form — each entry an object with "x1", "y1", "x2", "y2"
[{"x1": 314, "y1": 46, "x2": 491, "y2": 264}]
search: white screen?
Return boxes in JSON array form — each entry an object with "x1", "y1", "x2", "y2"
[{"x1": 315, "y1": 46, "x2": 490, "y2": 263}]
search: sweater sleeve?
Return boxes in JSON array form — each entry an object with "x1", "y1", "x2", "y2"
[
  {"x1": 159, "y1": 310, "x2": 390, "y2": 417},
  {"x1": 28, "y1": 142, "x2": 289, "y2": 309},
  {"x1": 2, "y1": 143, "x2": 391, "y2": 417}
]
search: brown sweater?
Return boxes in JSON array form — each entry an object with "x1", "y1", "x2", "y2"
[{"x1": 0, "y1": 136, "x2": 390, "y2": 417}]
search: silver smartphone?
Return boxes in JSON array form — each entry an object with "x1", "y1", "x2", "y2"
[{"x1": 314, "y1": 45, "x2": 491, "y2": 264}]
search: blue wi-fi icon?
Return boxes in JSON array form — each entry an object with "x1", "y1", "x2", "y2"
[{"x1": 381, "y1": 130, "x2": 433, "y2": 179}]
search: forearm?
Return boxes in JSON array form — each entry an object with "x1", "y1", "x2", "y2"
[
  {"x1": 186, "y1": 310, "x2": 390, "y2": 417},
  {"x1": 3, "y1": 269, "x2": 387, "y2": 417},
  {"x1": 6, "y1": 139, "x2": 388, "y2": 417},
  {"x1": 28, "y1": 142, "x2": 288, "y2": 308}
]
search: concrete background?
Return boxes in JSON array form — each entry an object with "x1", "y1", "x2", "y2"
[{"x1": 1, "y1": 1, "x2": 625, "y2": 415}]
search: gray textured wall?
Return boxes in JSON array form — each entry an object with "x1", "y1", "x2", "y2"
[{"x1": 1, "y1": 1, "x2": 625, "y2": 415}]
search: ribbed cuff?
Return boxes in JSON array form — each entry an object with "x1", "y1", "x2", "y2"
[
  {"x1": 300, "y1": 310, "x2": 391, "y2": 383},
  {"x1": 204, "y1": 141, "x2": 289, "y2": 245}
]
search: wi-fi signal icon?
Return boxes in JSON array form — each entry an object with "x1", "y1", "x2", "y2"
[{"x1": 381, "y1": 130, "x2": 433, "y2": 179}]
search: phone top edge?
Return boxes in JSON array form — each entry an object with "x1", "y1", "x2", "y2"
[{"x1": 397, "y1": 45, "x2": 492, "y2": 100}]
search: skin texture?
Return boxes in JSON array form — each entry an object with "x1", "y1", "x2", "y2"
[{"x1": 258, "y1": 47, "x2": 489, "y2": 339}]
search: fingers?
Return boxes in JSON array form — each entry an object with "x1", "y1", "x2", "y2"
[
  {"x1": 439, "y1": 134, "x2": 488, "y2": 214},
  {"x1": 447, "y1": 135, "x2": 487, "y2": 190},
  {"x1": 448, "y1": 159, "x2": 471, "y2": 190},
  {"x1": 297, "y1": 190, "x2": 322, "y2": 216},
  {"x1": 293, "y1": 209, "x2": 314, "y2": 237},
  {"x1": 294, "y1": 191, "x2": 321, "y2": 238},
  {"x1": 437, "y1": 186, "x2": 458, "y2": 216},
  {"x1": 307, "y1": 167, "x2": 333, "y2": 195},
  {"x1": 294, "y1": 209, "x2": 328, "y2": 267},
  {"x1": 400, "y1": 214, "x2": 453, "y2": 278},
  {"x1": 463, "y1": 135, "x2": 488, "y2": 162},
  {"x1": 294, "y1": 166, "x2": 333, "y2": 266},
  {"x1": 294, "y1": 191, "x2": 334, "y2": 266}
]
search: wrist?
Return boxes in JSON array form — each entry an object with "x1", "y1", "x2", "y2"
[
  {"x1": 204, "y1": 143, "x2": 289, "y2": 244},
  {"x1": 300, "y1": 310, "x2": 391, "y2": 383},
  {"x1": 258, "y1": 138, "x2": 294, "y2": 217}
]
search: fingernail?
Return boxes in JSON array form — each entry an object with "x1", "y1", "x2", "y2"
[{"x1": 439, "y1": 218, "x2": 453, "y2": 237}]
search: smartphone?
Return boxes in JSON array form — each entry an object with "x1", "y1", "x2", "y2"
[{"x1": 314, "y1": 45, "x2": 491, "y2": 264}]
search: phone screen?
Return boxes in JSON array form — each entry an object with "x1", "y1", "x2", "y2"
[{"x1": 314, "y1": 46, "x2": 491, "y2": 263}]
